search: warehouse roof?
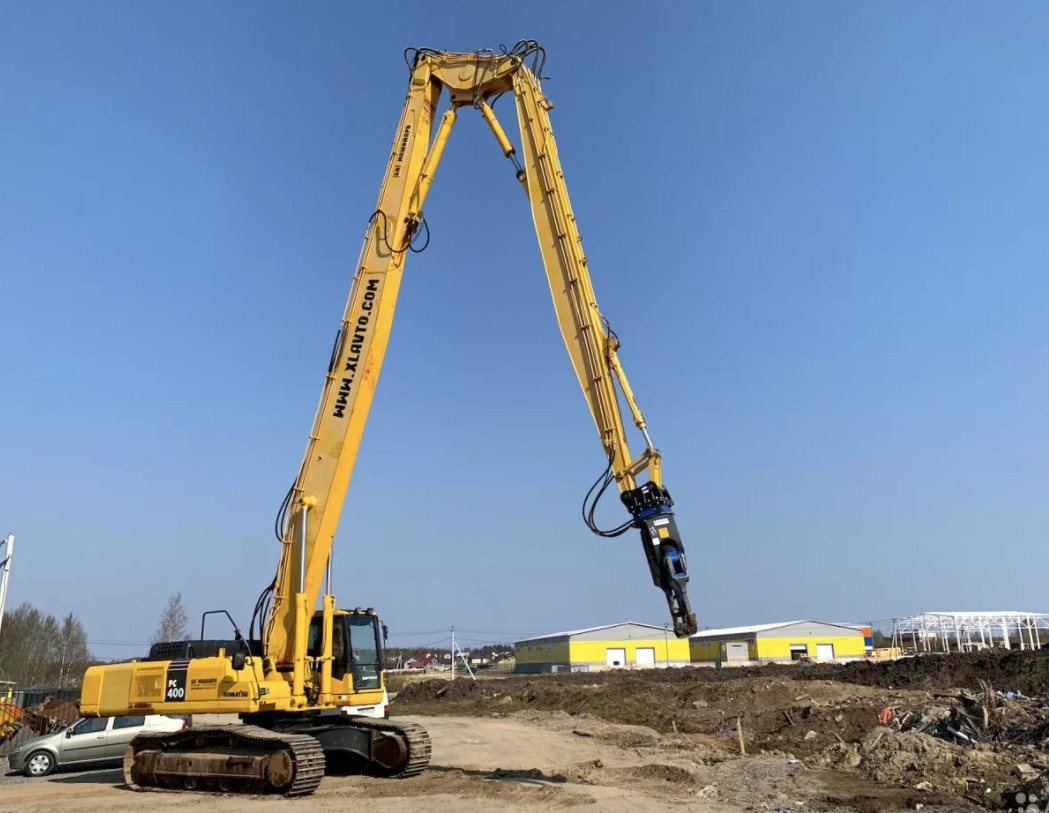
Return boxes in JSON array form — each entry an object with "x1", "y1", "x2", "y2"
[
  {"x1": 690, "y1": 621, "x2": 804, "y2": 638},
  {"x1": 690, "y1": 620, "x2": 865, "y2": 639},
  {"x1": 515, "y1": 622, "x2": 667, "y2": 643}
]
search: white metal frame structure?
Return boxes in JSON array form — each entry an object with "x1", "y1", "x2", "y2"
[
  {"x1": 892, "y1": 610, "x2": 1048, "y2": 653},
  {"x1": 0, "y1": 534, "x2": 13, "y2": 639}
]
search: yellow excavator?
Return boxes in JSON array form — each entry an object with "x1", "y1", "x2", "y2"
[{"x1": 79, "y1": 41, "x2": 697, "y2": 796}]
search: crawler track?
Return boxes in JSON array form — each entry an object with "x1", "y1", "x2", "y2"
[
  {"x1": 122, "y1": 717, "x2": 430, "y2": 796},
  {"x1": 123, "y1": 724, "x2": 325, "y2": 796},
  {"x1": 349, "y1": 716, "x2": 432, "y2": 778}
]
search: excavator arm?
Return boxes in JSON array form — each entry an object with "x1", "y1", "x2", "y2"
[
  {"x1": 508, "y1": 57, "x2": 696, "y2": 638},
  {"x1": 264, "y1": 44, "x2": 696, "y2": 672}
]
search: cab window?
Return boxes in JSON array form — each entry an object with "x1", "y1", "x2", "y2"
[
  {"x1": 307, "y1": 617, "x2": 322, "y2": 657},
  {"x1": 332, "y1": 616, "x2": 348, "y2": 679},
  {"x1": 348, "y1": 615, "x2": 381, "y2": 690}
]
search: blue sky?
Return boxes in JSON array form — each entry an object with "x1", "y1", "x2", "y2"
[{"x1": 2, "y1": 2, "x2": 1047, "y2": 660}]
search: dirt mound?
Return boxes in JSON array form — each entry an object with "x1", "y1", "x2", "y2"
[
  {"x1": 616, "y1": 764, "x2": 695, "y2": 783},
  {"x1": 396, "y1": 649, "x2": 1049, "y2": 701},
  {"x1": 394, "y1": 654, "x2": 1049, "y2": 810},
  {"x1": 825, "y1": 650, "x2": 1049, "y2": 695},
  {"x1": 396, "y1": 674, "x2": 927, "y2": 749},
  {"x1": 813, "y1": 732, "x2": 1019, "y2": 800},
  {"x1": 857, "y1": 733, "x2": 1014, "y2": 793}
]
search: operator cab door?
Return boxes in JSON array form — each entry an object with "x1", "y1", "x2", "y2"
[
  {"x1": 309, "y1": 614, "x2": 352, "y2": 696},
  {"x1": 61, "y1": 717, "x2": 110, "y2": 763},
  {"x1": 309, "y1": 614, "x2": 382, "y2": 697}
]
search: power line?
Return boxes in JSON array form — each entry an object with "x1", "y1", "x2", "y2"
[{"x1": 87, "y1": 640, "x2": 149, "y2": 647}]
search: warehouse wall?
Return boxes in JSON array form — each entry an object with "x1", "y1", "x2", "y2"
[
  {"x1": 568, "y1": 638, "x2": 691, "y2": 669},
  {"x1": 516, "y1": 637, "x2": 690, "y2": 672},
  {"x1": 514, "y1": 637, "x2": 569, "y2": 669},
  {"x1": 689, "y1": 622, "x2": 867, "y2": 665},
  {"x1": 755, "y1": 634, "x2": 865, "y2": 661},
  {"x1": 514, "y1": 624, "x2": 686, "y2": 673},
  {"x1": 688, "y1": 637, "x2": 759, "y2": 663}
]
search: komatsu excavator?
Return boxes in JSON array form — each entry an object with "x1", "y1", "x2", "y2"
[{"x1": 79, "y1": 41, "x2": 697, "y2": 797}]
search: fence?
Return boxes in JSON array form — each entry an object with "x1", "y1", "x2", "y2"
[
  {"x1": 9, "y1": 687, "x2": 81, "y2": 710},
  {"x1": 0, "y1": 686, "x2": 82, "y2": 759}
]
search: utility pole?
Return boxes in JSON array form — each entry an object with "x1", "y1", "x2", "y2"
[
  {"x1": 663, "y1": 623, "x2": 670, "y2": 668},
  {"x1": 450, "y1": 627, "x2": 476, "y2": 681},
  {"x1": 0, "y1": 535, "x2": 13, "y2": 639}
]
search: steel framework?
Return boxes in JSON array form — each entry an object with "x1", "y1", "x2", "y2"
[{"x1": 892, "y1": 610, "x2": 1048, "y2": 653}]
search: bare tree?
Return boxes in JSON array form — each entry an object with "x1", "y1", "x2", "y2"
[
  {"x1": 151, "y1": 592, "x2": 190, "y2": 644},
  {"x1": 0, "y1": 603, "x2": 91, "y2": 687},
  {"x1": 57, "y1": 613, "x2": 91, "y2": 686}
]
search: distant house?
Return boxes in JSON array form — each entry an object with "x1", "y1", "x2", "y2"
[{"x1": 405, "y1": 653, "x2": 434, "y2": 670}]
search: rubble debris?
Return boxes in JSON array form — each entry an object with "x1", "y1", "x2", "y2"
[
  {"x1": 393, "y1": 655, "x2": 1049, "y2": 810},
  {"x1": 0, "y1": 696, "x2": 78, "y2": 746}
]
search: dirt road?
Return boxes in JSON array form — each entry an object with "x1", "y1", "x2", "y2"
[
  {"x1": 0, "y1": 711, "x2": 928, "y2": 812},
  {"x1": 0, "y1": 714, "x2": 703, "y2": 812}
]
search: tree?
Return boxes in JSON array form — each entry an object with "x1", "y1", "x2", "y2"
[
  {"x1": 151, "y1": 592, "x2": 190, "y2": 644},
  {"x1": 0, "y1": 603, "x2": 92, "y2": 687},
  {"x1": 56, "y1": 613, "x2": 91, "y2": 686}
]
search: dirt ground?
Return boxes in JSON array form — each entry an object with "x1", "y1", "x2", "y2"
[
  {"x1": 2, "y1": 651, "x2": 1045, "y2": 812},
  {"x1": 0, "y1": 712, "x2": 958, "y2": 813},
  {"x1": 391, "y1": 650, "x2": 1049, "y2": 811}
]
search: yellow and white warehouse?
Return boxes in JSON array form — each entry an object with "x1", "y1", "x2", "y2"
[
  {"x1": 689, "y1": 620, "x2": 866, "y2": 666},
  {"x1": 514, "y1": 622, "x2": 691, "y2": 673}
]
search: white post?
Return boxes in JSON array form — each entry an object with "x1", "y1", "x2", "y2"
[
  {"x1": 450, "y1": 626, "x2": 455, "y2": 680},
  {"x1": 0, "y1": 535, "x2": 13, "y2": 639}
]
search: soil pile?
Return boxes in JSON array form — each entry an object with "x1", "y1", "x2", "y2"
[
  {"x1": 395, "y1": 648, "x2": 1049, "y2": 698},
  {"x1": 394, "y1": 651, "x2": 1049, "y2": 809}
]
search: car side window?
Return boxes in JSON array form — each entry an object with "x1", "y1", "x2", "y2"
[
  {"x1": 71, "y1": 717, "x2": 108, "y2": 735},
  {"x1": 112, "y1": 716, "x2": 146, "y2": 729}
]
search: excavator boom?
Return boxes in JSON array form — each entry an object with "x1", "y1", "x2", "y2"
[
  {"x1": 79, "y1": 42, "x2": 697, "y2": 800},
  {"x1": 265, "y1": 44, "x2": 696, "y2": 664}
]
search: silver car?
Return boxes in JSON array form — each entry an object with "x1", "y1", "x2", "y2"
[{"x1": 8, "y1": 714, "x2": 188, "y2": 777}]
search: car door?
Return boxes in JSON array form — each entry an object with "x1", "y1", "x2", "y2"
[
  {"x1": 105, "y1": 715, "x2": 146, "y2": 758},
  {"x1": 59, "y1": 717, "x2": 110, "y2": 764}
]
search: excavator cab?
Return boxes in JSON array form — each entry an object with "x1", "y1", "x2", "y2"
[{"x1": 306, "y1": 608, "x2": 385, "y2": 697}]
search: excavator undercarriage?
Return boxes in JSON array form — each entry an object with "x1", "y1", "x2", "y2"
[{"x1": 123, "y1": 717, "x2": 430, "y2": 796}]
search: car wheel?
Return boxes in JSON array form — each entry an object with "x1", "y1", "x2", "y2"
[{"x1": 24, "y1": 750, "x2": 56, "y2": 777}]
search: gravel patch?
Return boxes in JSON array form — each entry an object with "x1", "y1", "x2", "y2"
[{"x1": 0, "y1": 759, "x2": 123, "y2": 787}]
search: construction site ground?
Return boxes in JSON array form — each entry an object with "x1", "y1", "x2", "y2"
[{"x1": 2, "y1": 650, "x2": 1047, "y2": 812}]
